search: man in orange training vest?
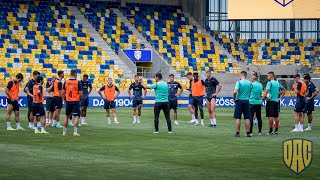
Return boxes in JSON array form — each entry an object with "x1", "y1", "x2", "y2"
[
  {"x1": 45, "y1": 76, "x2": 57, "y2": 126},
  {"x1": 5, "y1": 73, "x2": 25, "y2": 131},
  {"x1": 52, "y1": 71, "x2": 64, "y2": 128},
  {"x1": 32, "y1": 76, "x2": 49, "y2": 134},
  {"x1": 291, "y1": 74, "x2": 307, "y2": 132},
  {"x1": 98, "y1": 78, "x2": 120, "y2": 124},
  {"x1": 190, "y1": 72, "x2": 206, "y2": 126},
  {"x1": 62, "y1": 69, "x2": 83, "y2": 136}
]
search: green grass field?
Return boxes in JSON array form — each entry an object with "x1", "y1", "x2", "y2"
[{"x1": 0, "y1": 107, "x2": 318, "y2": 180}]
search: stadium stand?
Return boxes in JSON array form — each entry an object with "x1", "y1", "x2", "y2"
[
  {"x1": 77, "y1": 2, "x2": 146, "y2": 53},
  {"x1": 121, "y1": 3, "x2": 240, "y2": 77},
  {"x1": 238, "y1": 38, "x2": 318, "y2": 67},
  {"x1": 208, "y1": 28, "x2": 320, "y2": 67},
  {"x1": 207, "y1": 29, "x2": 245, "y2": 62},
  {"x1": 0, "y1": 1, "x2": 123, "y2": 90},
  {"x1": 0, "y1": 0, "x2": 318, "y2": 93}
]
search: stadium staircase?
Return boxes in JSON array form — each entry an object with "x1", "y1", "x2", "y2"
[
  {"x1": 112, "y1": 8, "x2": 181, "y2": 78},
  {"x1": 67, "y1": 6, "x2": 135, "y2": 78}
]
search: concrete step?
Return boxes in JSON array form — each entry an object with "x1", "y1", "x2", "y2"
[{"x1": 67, "y1": 6, "x2": 135, "y2": 78}]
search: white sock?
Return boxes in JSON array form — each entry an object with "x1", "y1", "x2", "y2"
[
  {"x1": 107, "y1": 117, "x2": 111, "y2": 122},
  {"x1": 41, "y1": 127, "x2": 45, "y2": 132},
  {"x1": 191, "y1": 114, "x2": 196, "y2": 120},
  {"x1": 16, "y1": 123, "x2": 20, "y2": 128},
  {"x1": 63, "y1": 127, "x2": 67, "y2": 133},
  {"x1": 74, "y1": 127, "x2": 78, "y2": 133},
  {"x1": 300, "y1": 124, "x2": 303, "y2": 130},
  {"x1": 46, "y1": 118, "x2": 49, "y2": 123},
  {"x1": 308, "y1": 123, "x2": 312, "y2": 128},
  {"x1": 114, "y1": 117, "x2": 118, "y2": 122},
  {"x1": 6, "y1": 122, "x2": 11, "y2": 128},
  {"x1": 201, "y1": 119, "x2": 204, "y2": 123},
  {"x1": 68, "y1": 119, "x2": 73, "y2": 124},
  {"x1": 37, "y1": 121, "x2": 41, "y2": 127},
  {"x1": 53, "y1": 120, "x2": 57, "y2": 125},
  {"x1": 210, "y1": 119, "x2": 213, "y2": 124},
  {"x1": 137, "y1": 116, "x2": 140, "y2": 121},
  {"x1": 295, "y1": 124, "x2": 298, "y2": 129},
  {"x1": 34, "y1": 128, "x2": 38, "y2": 133},
  {"x1": 28, "y1": 122, "x2": 32, "y2": 127},
  {"x1": 49, "y1": 119, "x2": 52, "y2": 124},
  {"x1": 195, "y1": 119, "x2": 199, "y2": 124},
  {"x1": 133, "y1": 116, "x2": 137, "y2": 122},
  {"x1": 81, "y1": 117, "x2": 85, "y2": 123},
  {"x1": 57, "y1": 122, "x2": 61, "y2": 126},
  {"x1": 213, "y1": 118, "x2": 217, "y2": 125}
]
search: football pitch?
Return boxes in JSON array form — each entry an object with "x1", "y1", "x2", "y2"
[{"x1": 0, "y1": 107, "x2": 318, "y2": 180}]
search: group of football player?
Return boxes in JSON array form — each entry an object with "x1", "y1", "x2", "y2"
[
  {"x1": 5, "y1": 70, "x2": 91, "y2": 136},
  {"x1": 232, "y1": 71, "x2": 319, "y2": 137},
  {"x1": 4, "y1": 69, "x2": 318, "y2": 136}
]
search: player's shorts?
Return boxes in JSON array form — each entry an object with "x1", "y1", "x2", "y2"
[
  {"x1": 278, "y1": 101, "x2": 280, "y2": 112},
  {"x1": 81, "y1": 97, "x2": 89, "y2": 107},
  {"x1": 46, "y1": 97, "x2": 55, "y2": 112},
  {"x1": 32, "y1": 103, "x2": 45, "y2": 117},
  {"x1": 266, "y1": 101, "x2": 279, "y2": 118},
  {"x1": 294, "y1": 99, "x2": 305, "y2": 113},
  {"x1": 233, "y1": 100, "x2": 250, "y2": 119},
  {"x1": 66, "y1": 101, "x2": 80, "y2": 116},
  {"x1": 304, "y1": 99, "x2": 314, "y2": 115},
  {"x1": 206, "y1": 95, "x2": 216, "y2": 102},
  {"x1": 7, "y1": 99, "x2": 19, "y2": 112},
  {"x1": 169, "y1": 100, "x2": 178, "y2": 110},
  {"x1": 193, "y1": 96, "x2": 204, "y2": 108},
  {"x1": 104, "y1": 100, "x2": 116, "y2": 110},
  {"x1": 132, "y1": 99, "x2": 143, "y2": 108},
  {"x1": 188, "y1": 94, "x2": 193, "y2": 105},
  {"x1": 53, "y1": 96, "x2": 63, "y2": 109}
]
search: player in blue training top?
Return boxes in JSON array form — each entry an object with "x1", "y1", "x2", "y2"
[
  {"x1": 128, "y1": 75, "x2": 147, "y2": 123},
  {"x1": 205, "y1": 70, "x2": 222, "y2": 128},
  {"x1": 303, "y1": 74, "x2": 319, "y2": 131},
  {"x1": 168, "y1": 74, "x2": 183, "y2": 125},
  {"x1": 80, "y1": 74, "x2": 92, "y2": 125}
]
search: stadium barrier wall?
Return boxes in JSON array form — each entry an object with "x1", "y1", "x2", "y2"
[{"x1": 1, "y1": 96, "x2": 320, "y2": 108}]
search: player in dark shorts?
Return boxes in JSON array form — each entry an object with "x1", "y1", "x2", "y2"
[
  {"x1": 52, "y1": 71, "x2": 64, "y2": 128},
  {"x1": 99, "y1": 78, "x2": 120, "y2": 124},
  {"x1": 32, "y1": 76, "x2": 48, "y2": 134},
  {"x1": 5, "y1": 73, "x2": 25, "y2": 131},
  {"x1": 205, "y1": 70, "x2": 222, "y2": 127},
  {"x1": 45, "y1": 76, "x2": 56, "y2": 126},
  {"x1": 167, "y1": 74, "x2": 183, "y2": 125},
  {"x1": 24, "y1": 71, "x2": 40, "y2": 129},
  {"x1": 303, "y1": 74, "x2": 319, "y2": 131},
  {"x1": 128, "y1": 75, "x2": 147, "y2": 124},
  {"x1": 262, "y1": 72, "x2": 285, "y2": 135},
  {"x1": 80, "y1": 74, "x2": 92, "y2": 125},
  {"x1": 291, "y1": 74, "x2": 306, "y2": 132},
  {"x1": 186, "y1": 72, "x2": 198, "y2": 124},
  {"x1": 62, "y1": 69, "x2": 83, "y2": 136},
  {"x1": 233, "y1": 71, "x2": 252, "y2": 137},
  {"x1": 191, "y1": 72, "x2": 206, "y2": 126}
]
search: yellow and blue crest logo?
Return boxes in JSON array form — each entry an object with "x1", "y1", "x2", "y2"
[{"x1": 283, "y1": 138, "x2": 313, "y2": 175}]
